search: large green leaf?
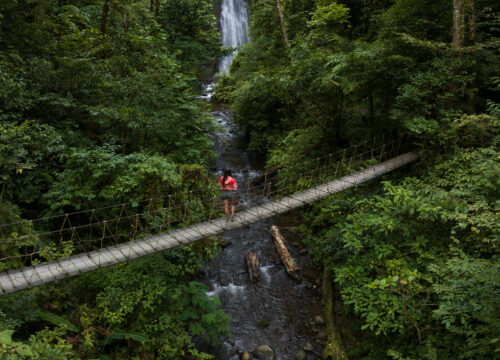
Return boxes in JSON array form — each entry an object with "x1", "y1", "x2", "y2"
[
  {"x1": 39, "y1": 312, "x2": 79, "y2": 332},
  {"x1": 0, "y1": 330, "x2": 14, "y2": 345}
]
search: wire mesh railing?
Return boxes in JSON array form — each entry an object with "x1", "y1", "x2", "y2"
[{"x1": 0, "y1": 135, "x2": 413, "y2": 275}]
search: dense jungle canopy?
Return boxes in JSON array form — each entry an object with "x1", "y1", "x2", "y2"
[{"x1": 0, "y1": 0, "x2": 499, "y2": 359}]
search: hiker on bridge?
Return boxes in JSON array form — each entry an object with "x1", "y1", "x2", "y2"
[{"x1": 220, "y1": 168, "x2": 238, "y2": 222}]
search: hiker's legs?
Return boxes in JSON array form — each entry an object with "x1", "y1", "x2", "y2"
[
  {"x1": 224, "y1": 199, "x2": 229, "y2": 219},
  {"x1": 231, "y1": 201, "x2": 235, "y2": 218}
]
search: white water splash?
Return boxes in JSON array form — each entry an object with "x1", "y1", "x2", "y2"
[
  {"x1": 259, "y1": 265, "x2": 274, "y2": 283},
  {"x1": 198, "y1": 83, "x2": 215, "y2": 101},
  {"x1": 206, "y1": 282, "x2": 246, "y2": 297}
]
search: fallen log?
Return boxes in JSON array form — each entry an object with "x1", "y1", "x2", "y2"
[
  {"x1": 244, "y1": 251, "x2": 260, "y2": 283},
  {"x1": 270, "y1": 225, "x2": 300, "y2": 279}
]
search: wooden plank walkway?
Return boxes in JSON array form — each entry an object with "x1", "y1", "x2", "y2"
[{"x1": 0, "y1": 151, "x2": 418, "y2": 295}]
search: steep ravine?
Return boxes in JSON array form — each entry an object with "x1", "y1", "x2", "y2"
[{"x1": 198, "y1": 86, "x2": 326, "y2": 359}]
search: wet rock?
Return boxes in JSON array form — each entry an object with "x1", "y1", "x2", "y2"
[
  {"x1": 253, "y1": 345, "x2": 274, "y2": 360},
  {"x1": 295, "y1": 349, "x2": 307, "y2": 360},
  {"x1": 241, "y1": 351, "x2": 252, "y2": 360},
  {"x1": 218, "y1": 239, "x2": 233, "y2": 248},
  {"x1": 317, "y1": 330, "x2": 327, "y2": 340},
  {"x1": 227, "y1": 338, "x2": 236, "y2": 346},
  {"x1": 301, "y1": 342, "x2": 314, "y2": 352},
  {"x1": 231, "y1": 356, "x2": 239, "y2": 360},
  {"x1": 299, "y1": 248, "x2": 308, "y2": 255},
  {"x1": 314, "y1": 315, "x2": 325, "y2": 325}
]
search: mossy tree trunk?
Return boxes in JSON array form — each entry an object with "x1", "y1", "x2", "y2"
[
  {"x1": 101, "y1": 0, "x2": 111, "y2": 34},
  {"x1": 275, "y1": 0, "x2": 289, "y2": 49},
  {"x1": 452, "y1": 0, "x2": 465, "y2": 48},
  {"x1": 322, "y1": 267, "x2": 348, "y2": 360}
]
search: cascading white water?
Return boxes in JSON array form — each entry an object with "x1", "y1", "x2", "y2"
[{"x1": 218, "y1": 0, "x2": 250, "y2": 73}]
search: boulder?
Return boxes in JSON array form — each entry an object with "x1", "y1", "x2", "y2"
[
  {"x1": 253, "y1": 345, "x2": 275, "y2": 360},
  {"x1": 314, "y1": 315, "x2": 325, "y2": 325},
  {"x1": 295, "y1": 349, "x2": 307, "y2": 360},
  {"x1": 241, "y1": 351, "x2": 252, "y2": 360},
  {"x1": 301, "y1": 342, "x2": 313, "y2": 352},
  {"x1": 218, "y1": 239, "x2": 233, "y2": 248}
]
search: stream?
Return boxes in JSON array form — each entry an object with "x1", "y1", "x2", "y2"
[
  {"x1": 197, "y1": 2, "x2": 326, "y2": 358},
  {"x1": 198, "y1": 87, "x2": 326, "y2": 359}
]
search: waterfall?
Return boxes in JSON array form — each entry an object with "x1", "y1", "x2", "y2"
[{"x1": 218, "y1": 0, "x2": 250, "y2": 73}]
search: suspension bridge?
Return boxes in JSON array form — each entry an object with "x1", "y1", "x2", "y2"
[{"x1": 0, "y1": 137, "x2": 418, "y2": 295}]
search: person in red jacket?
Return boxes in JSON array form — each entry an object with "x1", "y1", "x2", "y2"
[{"x1": 219, "y1": 168, "x2": 238, "y2": 221}]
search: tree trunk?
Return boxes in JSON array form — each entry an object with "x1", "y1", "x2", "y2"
[
  {"x1": 155, "y1": 0, "x2": 160, "y2": 17},
  {"x1": 123, "y1": 12, "x2": 128, "y2": 31},
  {"x1": 450, "y1": 0, "x2": 465, "y2": 107},
  {"x1": 150, "y1": 0, "x2": 154, "y2": 12},
  {"x1": 452, "y1": 0, "x2": 465, "y2": 48},
  {"x1": 466, "y1": 0, "x2": 476, "y2": 111},
  {"x1": 270, "y1": 225, "x2": 299, "y2": 279},
  {"x1": 100, "y1": 0, "x2": 111, "y2": 34},
  {"x1": 369, "y1": 91, "x2": 374, "y2": 140},
  {"x1": 322, "y1": 267, "x2": 349, "y2": 360},
  {"x1": 467, "y1": 0, "x2": 475, "y2": 43},
  {"x1": 336, "y1": 91, "x2": 343, "y2": 146},
  {"x1": 244, "y1": 251, "x2": 260, "y2": 283},
  {"x1": 275, "y1": 0, "x2": 289, "y2": 49}
]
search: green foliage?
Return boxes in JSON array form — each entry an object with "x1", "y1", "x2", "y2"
[
  {"x1": 301, "y1": 143, "x2": 499, "y2": 358},
  {"x1": 0, "y1": 327, "x2": 78, "y2": 360},
  {"x1": 0, "y1": 0, "x2": 219, "y2": 214},
  {"x1": 213, "y1": 75, "x2": 236, "y2": 104},
  {"x1": 307, "y1": 0, "x2": 350, "y2": 36},
  {"x1": 44, "y1": 148, "x2": 182, "y2": 211},
  {"x1": 376, "y1": 0, "x2": 451, "y2": 41},
  {"x1": 230, "y1": 5, "x2": 500, "y2": 356},
  {"x1": 157, "y1": 0, "x2": 225, "y2": 80},
  {"x1": 0, "y1": 238, "x2": 226, "y2": 359},
  {"x1": 430, "y1": 256, "x2": 500, "y2": 358},
  {"x1": 0, "y1": 0, "x2": 228, "y2": 358},
  {"x1": 227, "y1": 0, "x2": 499, "y2": 156},
  {"x1": 82, "y1": 246, "x2": 228, "y2": 358},
  {"x1": 0, "y1": 330, "x2": 34, "y2": 358},
  {"x1": 0, "y1": 121, "x2": 64, "y2": 205}
]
